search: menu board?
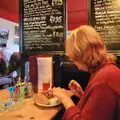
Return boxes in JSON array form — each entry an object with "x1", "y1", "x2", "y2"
[
  {"x1": 21, "y1": 0, "x2": 66, "y2": 54},
  {"x1": 90, "y1": 0, "x2": 120, "y2": 55}
]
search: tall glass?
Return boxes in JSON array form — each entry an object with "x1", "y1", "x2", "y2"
[{"x1": 43, "y1": 82, "x2": 51, "y2": 91}]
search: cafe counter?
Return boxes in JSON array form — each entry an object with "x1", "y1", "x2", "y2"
[{"x1": 0, "y1": 89, "x2": 61, "y2": 120}]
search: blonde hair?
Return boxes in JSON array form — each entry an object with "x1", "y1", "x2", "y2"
[{"x1": 65, "y1": 25, "x2": 116, "y2": 71}]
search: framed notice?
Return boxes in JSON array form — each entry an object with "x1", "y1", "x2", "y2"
[
  {"x1": 0, "y1": 28, "x2": 9, "y2": 47},
  {"x1": 37, "y1": 56, "x2": 53, "y2": 91},
  {"x1": 89, "y1": 0, "x2": 120, "y2": 55},
  {"x1": 20, "y1": 0, "x2": 66, "y2": 55}
]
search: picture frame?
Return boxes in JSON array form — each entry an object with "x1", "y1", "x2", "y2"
[{"x1": 0, "y1": 28, "x2": 9, "y2": 47}]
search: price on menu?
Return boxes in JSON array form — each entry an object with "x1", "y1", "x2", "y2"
[
  {"x1": 52, "y1": 0, "x2": 63, "y2": 6},
  {"x1": 50, "y1": 16, "x2": 62, "y2": 24}
]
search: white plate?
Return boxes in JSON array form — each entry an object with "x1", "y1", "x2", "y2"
[
  {"x1": 35, "y1": 97, "x2": 61, "y2": 107},
  {"x1": 35, "y1": 101, "x2": 60, "y2": 107}
]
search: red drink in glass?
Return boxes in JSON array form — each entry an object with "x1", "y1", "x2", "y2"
[{"x1": 43, "y1": 82, "x2": 50, "y2": 91}]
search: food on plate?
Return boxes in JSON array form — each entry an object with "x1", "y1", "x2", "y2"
[
  {"x1": 42, "y1": 90, "x2": 53, "y2": 99},
  {"x1": 36, "y1": 92, "x2": 60, "y2": 105},
  {"x1": 36, "y1": 93, "x2": 49, "y2": 105},
  {"x1": 48, "y1": 96, "x2": 59, "y2": 105}
]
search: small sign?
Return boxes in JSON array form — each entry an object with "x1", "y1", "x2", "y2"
[{"x1": 37, "y1": 56, "x2": 53, "y2": 91}]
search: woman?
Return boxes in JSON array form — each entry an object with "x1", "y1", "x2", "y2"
[
  {"x1": 52, "y1": 25, "x2": 120, "y2": 120},
  {"x1": 0, "y1": 51, "x2": 7, "y2": 76},
  {"x1": 8, "y1": 52, "x2": 21, "y2": 74}
]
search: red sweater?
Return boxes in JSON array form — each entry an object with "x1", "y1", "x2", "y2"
[{"x1": 62, "y1": 64, "x2": 120, "y2": 120}]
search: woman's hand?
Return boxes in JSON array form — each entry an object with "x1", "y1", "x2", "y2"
[
  {"x1": 52, "y1": 87, "x2": 75, "y2": 109},
  {"x1": 69, "y1": 80, "x2": 84, "y2": 98}
]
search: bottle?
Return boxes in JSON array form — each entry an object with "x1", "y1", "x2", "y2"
[{"x1": 26, "y1": 82, "x2": 33, "y2": 98}]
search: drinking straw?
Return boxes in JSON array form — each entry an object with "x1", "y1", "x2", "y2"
[
  {"x1": 19, "y1": 85, "x2": 26, "y2": 104},
  {"x1": 0, "y1": 97, "x2": 4, "y2": 111},
  {"x1": 14, "y1": 85, "x2": 20, "y2": 101}
]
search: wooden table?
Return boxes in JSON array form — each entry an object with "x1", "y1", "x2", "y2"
[{"x1": 0, "y1": 89, "x2": 61, "y2": 120}]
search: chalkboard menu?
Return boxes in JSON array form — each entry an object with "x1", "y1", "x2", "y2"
[
  {"x1": 89, "y1": 0, "x2": 120, "y2": 55},
  {"x1": 21, "y1": 0, "x2": 66, "y2": 54}
]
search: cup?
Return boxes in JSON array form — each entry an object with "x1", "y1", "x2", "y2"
[{"x1": 43, "y1": 82, "x2": 50, "y2": 91}]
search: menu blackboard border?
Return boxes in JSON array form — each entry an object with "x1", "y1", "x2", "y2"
[
  {"x1": 20, "y1": 0, "x2": 67, "y2": 57},
  {"x1": 88, "y1": 0, "x2": 120, "y2": 56}
]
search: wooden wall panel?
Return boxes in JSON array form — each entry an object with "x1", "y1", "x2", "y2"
[{"x1": 68, "y1": 0, "x2": 88, "y2": 30}]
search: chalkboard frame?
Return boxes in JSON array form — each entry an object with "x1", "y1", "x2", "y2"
[
  {"x1": 20, "y1": 0, "x2": 67, "y2": 56},
  {"x1": 88, "y1": 0, "x2": 120, "y2": 56}
]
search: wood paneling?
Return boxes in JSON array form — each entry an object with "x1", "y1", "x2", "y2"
[{"x1": 68, "y1": 0, "x2": 88, "y2": 30}]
